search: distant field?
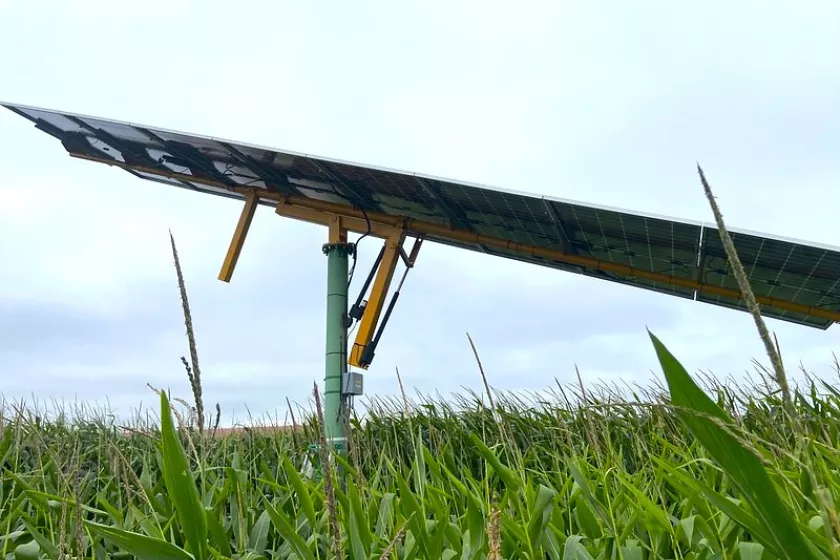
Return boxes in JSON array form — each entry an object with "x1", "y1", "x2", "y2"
[{"x1": 2, "y1": 342, "x2": 838, "y2": 560}]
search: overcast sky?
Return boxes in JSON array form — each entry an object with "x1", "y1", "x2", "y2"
[{"x1": 1, "y1": 1, "x2": 839, "y2": 425}]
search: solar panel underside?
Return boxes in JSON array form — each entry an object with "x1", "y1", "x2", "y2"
[
  {"x1": 4, "y1": 102, "x2": 840, "y2": 329},
  {"x1": 698, "y1": 228, "x2": 840, "y2": 327}
]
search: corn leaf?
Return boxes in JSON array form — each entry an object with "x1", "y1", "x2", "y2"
[
  {"x1": 87, "y1": 521, "x2": 194, "y2": 560},
  {"x1": 158, "y1": 391, "x2": 207, "y2": 560},
  {"x1": 649, "y1": 331, "x2": 820, "y2": 560},
  {"x1": 262, "y1": 496, "x2": 315, "y2": 560}
]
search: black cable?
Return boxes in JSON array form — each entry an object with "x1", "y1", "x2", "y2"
[
  {"x1": 320, "y1": 183, "x2": 372, "y2": 289},
  {"x1": 348, "y1": 208, "x2": 372, "y2": 288},
  {"x1": 349, "y1": 244, "x2": 385, "y2": 319},
  {"x1": 360, "y1": 265, "x2": 411, "y2": 367}
]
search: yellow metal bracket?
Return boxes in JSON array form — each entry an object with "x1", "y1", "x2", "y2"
[
  {"x1": 349, "y1": 231, "x2": 405, "y2": 368},
  {"x1": 401, "y1": 236, "x2": 423, "y2": 268},
  {"x1": 218, "y1": 190, "x2": 259, "y2": 282},
  {"x1": 273, "y1": 195, "x2": 423, "y2": 368},
  {"x1": 328, "y1": 215, "x2": 348, "y2": 244}
]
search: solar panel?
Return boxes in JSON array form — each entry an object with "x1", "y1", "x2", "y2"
[{"x1": 4, "y1": 101, "x2": 840, "y2": 329}]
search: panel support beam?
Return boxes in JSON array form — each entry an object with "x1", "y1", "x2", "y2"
[
  {"x1": 218, "y1": 190, "x2": 259, "y2": 282},
  {"x1": 275, "y1": 197, "x2": 404, "y2": 238}
]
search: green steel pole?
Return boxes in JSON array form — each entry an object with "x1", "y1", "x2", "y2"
[{"x1": 323, "y1": 240, "x2": 350, "y2": 454}]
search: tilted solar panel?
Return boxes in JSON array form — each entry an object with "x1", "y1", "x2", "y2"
[{"x1": 3, "y1": 101, "x2": 840, "y2": 329}]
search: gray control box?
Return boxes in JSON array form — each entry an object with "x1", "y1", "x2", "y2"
[{"x1": 342, "y1": 371, "x2": 364, "y2": 396}]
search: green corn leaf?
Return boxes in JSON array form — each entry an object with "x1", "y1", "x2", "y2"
[
  {"x1": 619, "y1": 540, "x2": 644, "y2": 560},
  {"x1": 499, "y1": 509, "x2": 528, "y2": 549},
  {"x1": 421, "y1": 444, "x2": 445, "y2": 485},
  {"x1": 562, "y1": 535, "x2": 595, "y2": 560},
  {"x1": 526, "y1": 484, "x2": 556, "y2": 555},
  {"x1": 441, "y1": 549, "x2": 458, "y2": 560},
  {"x1": 25, "y1": 491, "x2": 108, "y2": 517},
  {"x1": 87, "y1": 521, "x2": 194, "y2": 560},
  {"x1": 0, "y1": 531, "x2": 26, "y2": 546},
  {"x1": 261, "y1": 496, "x2": 315, "y2": 560},
  {"x1": 4, "y1": 473, "x2": 48, "y2": 514},
  {"x1": 460, "y1": 496, "x2": 485, "y2": 560},
  {"x1": 677, "y1": 515, "x2": 697, "y2": 547},
  {"x1": 573, "y1": 495, "x2": 602, "y2": 539},
  {"x1": 226, "y1": 466, "x2": 248, "y2": 553},
  {"x1": 375, "y1": 492, "x2": 397, "y2": 539},
  {"x1": 613, "y1": 472, "x2": 670, "y2": 532},
  {"x1": 333, "y1": 453, "x2": 358, "y2": 480},
  {"x1": 0, "y1": 427, "x2": 14, "y2": 465},
  {"x1": 736, "y1": 542, "x2": 765, "y2": 560},
  {"x1": 13, "y1": 540, "x2": 40, "y2": 560},
  {"x1": 443, "y1": 521, "x2": 463, "y2": 558},
  {"x1": 129, "y1": 505, "x2": 164, "y2": 541},
  {"x1": 346, "y1": 479, "x2": 372, "y2": 560},
  {"x1": 468, "y1": 433, "x2": 521, "y2": 491},
  {"x1": 158, "y1": 392, "x2": 207, "y2": 560},
  {"x1": 97, "y1": 492, "x2": 125, "y2": 527},
  {"x1": 206, "y1": 513, "x2": 232, "y2": 558},
  {"x1": 394, "y1": 469, "x2": 429, "y2": 558},
  {"x1": 281, "y1": 455, "x2": 317, "y2": 529},
  {"x1": 655, "y1": 457, "x2": 778, "y2": 554},
  {"x1": 649, "y1": 331, "x2": 820, "y2": 560},
  {"x1": 567, "y1": 462, "x2": 610, "y2": 527},
  {"x1": 248, "y1": 510, "x2": 271, "y2": 555},
  {"x1": 427, "y1": 515, "x2": 451, "y2": 559},
  {"x1": 20, "y1": 519, "x2": 58, "y2": 560}
]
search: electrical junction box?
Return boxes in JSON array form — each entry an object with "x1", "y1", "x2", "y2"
[{"x1": 342, "y1": 371, "x2": 364, "y2": 396}]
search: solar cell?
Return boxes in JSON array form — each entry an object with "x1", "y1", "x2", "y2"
[
  {"x1": 4, "y1": 101, "x2": 840, "y2": 329},
  {"x1": 696, "y1": 226, "x2": 840, "y2": 328}
]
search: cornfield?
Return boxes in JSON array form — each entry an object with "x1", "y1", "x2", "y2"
[{"x1": 2, "y1": 336, "x2": 840, "y2": 560}]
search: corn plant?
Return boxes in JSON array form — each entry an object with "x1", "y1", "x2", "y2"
[{"x1": 2, "y1": 350, "x2": 840, "y2": 559}]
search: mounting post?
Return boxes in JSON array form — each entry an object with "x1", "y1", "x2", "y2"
[{"x1": 322, "y1": 216, "x2": 352, "y2": 455}]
